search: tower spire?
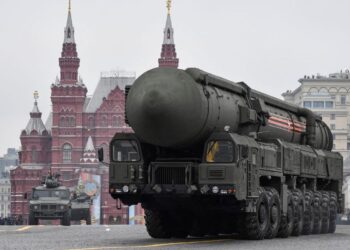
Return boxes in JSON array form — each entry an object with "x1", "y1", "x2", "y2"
[
  {"x1": 64, "y1": 0, "x2": 75, "y2": 43},
  {"x1": 158, "y1": 0, "x2": 179, "y2": 68},
  {"x1": 59, "y1": 0, "x2": 80, "y2": 84}
]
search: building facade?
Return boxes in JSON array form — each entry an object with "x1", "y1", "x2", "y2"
[
  {"x1": 0, "y1": 179, "x2": 11, "y2": 218},
  {"x1": 283, "y1": 70, "x2": 350, "y2": 164},
  {"x1": 11, "y1": 2, "x2": 180, "y2": 225}
]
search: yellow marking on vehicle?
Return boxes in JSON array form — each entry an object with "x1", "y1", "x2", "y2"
[
  {"x1": 15, "y1": 226, "x2": 32, "y2": 232},
  {"x1": 67, "y1": 239, "x2": 227, "y2": 250}
]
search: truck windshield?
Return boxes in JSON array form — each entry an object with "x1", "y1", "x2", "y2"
[
  {"x1": 32, "y1": 190, "x2": 70, "y2": 199},
  {"x1": 206, "y1": 140, "x2": 234, "y2": 163},
  {"x1": 112, "y1": 140, "x2": 140, "y2": 162}
]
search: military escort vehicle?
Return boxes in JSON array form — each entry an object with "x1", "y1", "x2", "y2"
[{"x1": 28, "y1": 173, "x2": 71, "y2": 226}]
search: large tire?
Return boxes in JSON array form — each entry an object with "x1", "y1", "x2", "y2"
[
  {"x1": 328, "y1": 192, "x2": 337, "y2": 233},
  {"x1": 291, "y1": 189, "x2": 304, "y2": 236},
  {"x1": 302, "y1": 190, "x2": 314, "y2": 235},
  {"x1": 28, "y1": 212, "x2": 38, "y2": 225},
  {"x1": 278, "y1": 190, "x2": 294, "y2": 238},
  {"x1": 189, "y1": 217, "x2": 205, "y2": 237},
  {"x1": 312, "y1": 191, "x2": 322, "y2": 234},
  {"x1": 61, "y1": 210, "x2": 71, "y2": 226},
  {"x1": 265, "y1": 188, "x2": 281, "y2": 239},
  {"x1": 144, "y1": 209, "x2": 171, "y2": 239},
  {"x1": 320, "y1": 191, "x2": 330, "y2": 234},
  {"x1": 170, "y1": 212, "x2": 190, "y2": 238},
  {"x1": 238, "y1": 189, "x2": 270, "y2": 240}
]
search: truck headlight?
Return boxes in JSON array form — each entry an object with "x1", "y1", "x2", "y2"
[
  {"x1": 212, "y1": 186, "x2": 219, "y2": 194},
  {"x1": 122, "y1": 185, "x2": 129, "y2": 193},
  {"x1": 60, "y1": 205, "x2": 66, "y2": 210},
  {"x1": 33, "y1": 205, "x2": 39, "y2": 210}
]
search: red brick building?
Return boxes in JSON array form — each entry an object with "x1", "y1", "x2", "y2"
[{"x1": 11, "y1": 3, "x2": 179, "y2": 225}]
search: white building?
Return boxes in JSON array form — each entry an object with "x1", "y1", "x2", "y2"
[{"x1": 0, "y1": 178, "x2": 11, "y2": 217}]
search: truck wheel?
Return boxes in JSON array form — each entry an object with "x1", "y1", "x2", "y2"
[
  {"x1": 61, "y1": 211, "x2": 71, "y2": 226},
  {"x1": 28, "y1": 212, "x2": 38, "y2": 225},
  {"x1": 265, "y1": 188, "x2": 281, "y2": 239},
  {"x1": 189, "y1": 217, "x2": 205, "y2": 237},
  {"x1": 302, "y1": 190, "x2": 314, "y2": 235},
  {"x1": 238, "y1": 189, "x2": 270, "y2": 240},
  {"x1": 320, "y1": 191, "x2": 330, "y2": 234},
  {"x1": 170, "y1": 212, "x2": 190, "y2": 238},
  {"x1": 291, "y1": 189, "x2": 304, "y2": 236},
  {"x1": 312, "y1": 191, "x2": 322, "y2": 234},
  {"x1": 144, "y1": 209, "x2": 171, "y2": 239},
  {"x1": 278, "y1": 190, "x2": 293, "y2": 238},
  {"x1": 328, "y1": 192, "x2": 337, "y2": 233}
]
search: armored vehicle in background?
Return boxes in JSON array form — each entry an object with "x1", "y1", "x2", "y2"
[
  {"x1": 102, "y1": 67, "x2": 344, "y2": 240},
  {"x1": 28, "y1": 173, "x2": 71, "y2": 226},
  {"x1": 70, "y1": 193, "x2": 92, "y2": 225}
]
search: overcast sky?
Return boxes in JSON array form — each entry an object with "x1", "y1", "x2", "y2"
[{"x1": 1, "y1": 0, "x2": 350, "y2": 155}]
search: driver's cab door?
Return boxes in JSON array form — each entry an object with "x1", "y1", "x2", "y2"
[{"x1": 109, "y1": 133, "x2": 144, "y2": 185}]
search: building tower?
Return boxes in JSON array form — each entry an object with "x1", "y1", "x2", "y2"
[
  {"x1": 50, "y1": 1, "x2": 87, "y2": 180},
  {"x1": 19, "y1": 91, "x2": 51, "y2": 166},
  {"x1": 158, "y1": 0, "x2": 179, "y2": 68},
  {"x1": 59, "y1": 0, "x2": 80, "y2": 84}
]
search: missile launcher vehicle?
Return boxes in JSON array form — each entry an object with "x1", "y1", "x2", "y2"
[
  {"x1": 28, "y1": 173, "x2": 71, "y2": 226},
  {"x1": 100, "y1": 67, "x2": 344, "y2": 239}
]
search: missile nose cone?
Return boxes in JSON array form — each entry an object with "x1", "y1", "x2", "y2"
[{"x1": 126, "y1": 68, "x2": 208, "y2": 148}]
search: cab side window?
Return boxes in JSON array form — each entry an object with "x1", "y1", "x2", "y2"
[{"x1": 206, "y1": 141, "x2": 234, "y2": 163}]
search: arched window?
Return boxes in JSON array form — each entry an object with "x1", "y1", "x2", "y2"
[
  {"x1": 31, "y1": 146, "x2": 37, "y2": 163},
  {"x1": 101, "y1": 116, "x2": 108, "y2": 127},
  {"x1": 69, "y1": 116, "x2": 75, "y2": 127},
  {"x1": 60, "y1": 116, "x2": 66, "y2": 127},
  {"x1": 88, "y1": 117, "x2": 94, "y2": 128},
  {"x1": 112, "y1": 116, "x2": 123, "y2": 127},
  {"x1": 65, "y1": 117, "x2": 70, "y2": 127},
  {"x1": 167, "y1": 28, "x2": 171, "y2": 39},
  {"x1": 100, "y1": 143, "x2": 109, "y2": 163},
  {"x1": 63, "y1": 144, "x2": 72, "y2": 163}
]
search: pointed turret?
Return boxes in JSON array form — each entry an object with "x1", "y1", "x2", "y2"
[
  {"x1": 80, "y1": 136, "x2": 98, "y2": 163},
  {"x1": 64, "y1": 2, "x2": 75, "y2": 44},
  {"x1": 19, "y1": 92, "x2": 50, "y2": 165},
  {"x1": 158, "y1": 0, "x2": 179, "y2": 68},
  {"x1": 59, "y1": 0, "x2": 80, "y2": 84},
  {"x1": 23, "y1": 92, "x2": 48, "y2": 136}
]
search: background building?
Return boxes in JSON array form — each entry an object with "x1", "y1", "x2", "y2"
[
  {"x1": 0, "y1": 178, "x2": 11, "y2": 218},
  {"x1": 0, "y1": 148, "x2": 18, "y2": 177}
]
